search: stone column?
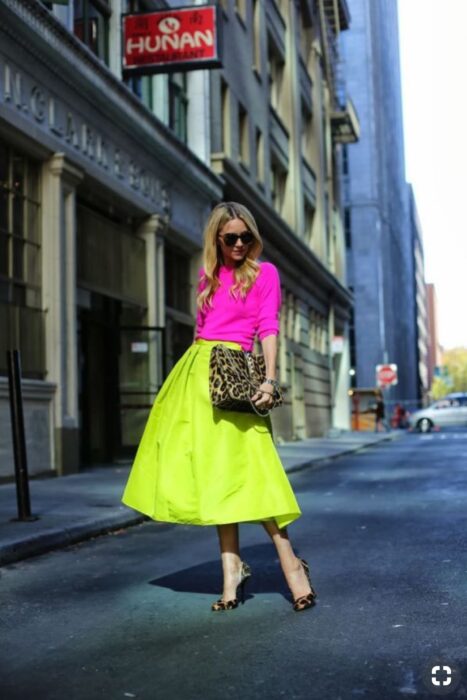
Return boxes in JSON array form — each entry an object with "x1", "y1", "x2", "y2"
[
  {"x1": 41, "y1": 153, "x2": 83, "y2": 474},
  {"x1": 138, "y1": 214, "x2": 168, "y2": 388},
  {"x1": 138, "y1": 214, "x2": 168, "y2": 328}
]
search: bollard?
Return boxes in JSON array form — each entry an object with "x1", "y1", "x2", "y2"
[{"x1": 7, "y1": 350, "x2": 38, "y2": 522}]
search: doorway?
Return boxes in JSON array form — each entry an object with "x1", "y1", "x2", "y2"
[
  {"x1": 78, "y1": 292, "x2": 166, "y2": 465},
  {"x1": 78, "y1": 294, "x2": 120, "y2": 465}
]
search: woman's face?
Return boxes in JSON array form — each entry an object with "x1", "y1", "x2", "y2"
[{"x1": 217, "y1": 217, "x2": 254, "y2": 267}]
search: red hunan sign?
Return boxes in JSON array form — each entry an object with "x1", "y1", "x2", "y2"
[{"x1": 122, "y1": 5, "x2": 222, "y2": 74}]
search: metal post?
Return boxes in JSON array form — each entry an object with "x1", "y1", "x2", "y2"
[{"x1": 7, "y1": 350, "x2": 37, "y2": 522}]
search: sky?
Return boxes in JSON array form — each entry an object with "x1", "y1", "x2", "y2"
[{"x1": 398, "y1": 0, "x2": 467, "y2": 350}]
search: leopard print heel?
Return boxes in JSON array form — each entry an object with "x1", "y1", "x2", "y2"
[
  {"x1": 211, "y1": 562, "x2": 252, "y2": 611},
  {"x1": 292, "y1": 558, "x2": 317, "y2": 612}
]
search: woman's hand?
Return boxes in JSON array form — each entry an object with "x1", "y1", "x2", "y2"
[{"x1": 251, "y1": 382, "x2": 275, "y2": 408}]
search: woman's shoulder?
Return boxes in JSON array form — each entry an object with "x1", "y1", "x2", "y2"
[{"x1": 256, "y1": 261, "x2": 280, "y2": 283}]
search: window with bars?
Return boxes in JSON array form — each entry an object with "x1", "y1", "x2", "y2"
[
  {"x1": 73, "y1": 0, "x2": 110, "y2": 64},
  {"x1": 0, "y1": 144, "x2": 45, "y2": 378}
]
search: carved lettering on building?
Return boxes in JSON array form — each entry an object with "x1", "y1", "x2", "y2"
[
  {"x1": 30, "y1": 86, "x2": 46, "y2": 122},
  {"x1": 0, "y1": 60, "x2": 170, "y2": 210},
  {"x1": 65, "y1": 112, "x2": 79, "y2": 148}
]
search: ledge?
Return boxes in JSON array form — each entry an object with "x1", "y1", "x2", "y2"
[{"x1": 0, "y1": 377, "x2": 56, "y2": 400}]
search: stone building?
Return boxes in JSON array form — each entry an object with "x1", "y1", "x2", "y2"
[
  {"x1": 210, "y1": 0, "x2": 359, "y2": 439},
  {"x1": 0, "y1": 0, "x2": 222, "y2": 477},
  {"x1": 1, "y1": 0, "x2": 358, "y2": 479}
]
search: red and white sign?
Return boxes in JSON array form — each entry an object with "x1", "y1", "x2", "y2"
[
  {"x1": 376, "y1": 364, "x2": 398, "y2": 387},
  {"x1": 331, "y1": 336, "x2": 344, "y2": 354},
  {"x1": 122, "y1": 5, "x2": 222, "y2": 75}
]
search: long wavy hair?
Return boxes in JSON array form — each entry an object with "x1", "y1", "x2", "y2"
[{"x1": 197, "y1": 202, "x2": 263, "y2": 309}]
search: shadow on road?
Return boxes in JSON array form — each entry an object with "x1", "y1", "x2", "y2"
[{"x1": 148, "y1": 542, "x2": 310, "y2": 602}]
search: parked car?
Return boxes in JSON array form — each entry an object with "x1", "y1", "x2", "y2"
[{"x1": 409, "y1": 397, "x2": 467, "y2": 433}]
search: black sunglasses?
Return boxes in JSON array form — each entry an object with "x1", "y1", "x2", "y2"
[{"x1": 219, "y1": 231, "x2": 254, "y2": 247}]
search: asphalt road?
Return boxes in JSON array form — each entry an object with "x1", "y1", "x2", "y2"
[{"x1": 2, "y1": 430, "x2": 467, "y2": 700}]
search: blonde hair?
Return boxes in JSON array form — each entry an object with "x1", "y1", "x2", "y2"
[{"x1": 197, "y1": 202, "x2": 263, "y2": 308}]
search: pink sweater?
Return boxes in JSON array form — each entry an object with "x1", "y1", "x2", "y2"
[{"x1": 195, "y1": 262, "x2": 282, "y2": 352}]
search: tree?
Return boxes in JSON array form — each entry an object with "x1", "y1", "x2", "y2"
[{"x1": 432, "y1": 347, "x2": 467, "y2": 397}]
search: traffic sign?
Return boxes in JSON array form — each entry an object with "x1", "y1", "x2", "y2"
[{"x1": 376, "y1": 363, "x2": 398, "y2": 387}]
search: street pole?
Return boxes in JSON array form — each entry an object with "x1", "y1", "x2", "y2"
[{"x1": 7, "y1": 350, "x2": 38, "y2": 522}]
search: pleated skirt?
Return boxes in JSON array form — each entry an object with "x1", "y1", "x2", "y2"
[{"x1": 121, "y1": 339, "x2": 301, "y2": 529}]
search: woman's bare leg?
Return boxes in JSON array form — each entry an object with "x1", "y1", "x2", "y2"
[
  {"x1": 216, "y1": 524, "x2": 243, "y2": 601},
  {"x1": 262, "y1": 520, "x2": 312, "y2": 600}
]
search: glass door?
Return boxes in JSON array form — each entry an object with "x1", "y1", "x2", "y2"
[{"x1": 118, "y1": 326, "x2": 166, "y2": 457}]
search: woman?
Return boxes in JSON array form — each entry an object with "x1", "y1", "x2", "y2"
[{"x1": 122, "y1": 202, "x2": 317, "y2": 612}]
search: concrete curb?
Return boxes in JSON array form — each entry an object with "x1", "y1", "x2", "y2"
[
  {"x1": 0, "y1": 512, "x2": 146, "y2": 567},
  {"x1": 283, "y1": 432, "x2": 400, "y2": 474}
]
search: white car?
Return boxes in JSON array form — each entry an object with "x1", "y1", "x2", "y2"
[{"x1": 409, "y1": 397, "x2": 467, "y2": 433}]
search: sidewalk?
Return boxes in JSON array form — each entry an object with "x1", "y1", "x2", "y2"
[{"x1": 0, "y1": 431, "x2": 400, "y2": 566}]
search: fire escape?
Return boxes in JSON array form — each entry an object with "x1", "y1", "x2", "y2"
[{"x1": 318, "y1": 0, "x2": 360, "y2": 144}]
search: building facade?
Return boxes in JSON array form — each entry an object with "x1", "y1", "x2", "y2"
[
  {"x1": 407, "y1": 184, "x2": 429, "y2": 405},
  {"x1": 0, "y1": 0, "x2": 222, "y2": 478},
  {"x1": 1, "y1": 0, "x2": 358, "y2": 480},
  {"x1": 341, "y1": 0, "x2": 418, "y2": 401},
  {"x1": 210, "y1": 0, "x2": 359, "y2": 440},
  {"x1": 426, "y1": 283, "x2": 442, "y2": 390}
]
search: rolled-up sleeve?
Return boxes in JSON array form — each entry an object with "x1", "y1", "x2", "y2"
[
  {"x1": 195, "y1": 268, "x2": 206, "y2": 334},
  {"x1": 256, "y1": 262, "x2": 282, "y2": 340}
]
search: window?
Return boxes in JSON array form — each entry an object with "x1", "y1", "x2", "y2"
[
  {"x1": 344, "y1": 207, "x2": 352, "y2": 248},
  {"x1": 298, "y1": 17, "x2": 313, "y2": 67},
  {"x1": 168, "y1": 74, "x2": 188, "y2": 144},
  {"x1": 123, "y1": 0, "x2": 156, "y2": 108},
  {"x1": 165, "y1": 246, "x2": 193, "y2": 366},
  {"x1": 267, "y1": 37, "x2": 285, "y2": 119},
  {"x1": 0, "y1": 146, "x2": 41, "y2": 308},
  {"x1": 165, "y1": 247, "x2": 191, "y2": 315},
  {"x1": 73, "y1": 0, "x2": 110, "y2": 64},
  {"x1": 304, "y1": 202, "x2": 315, "y2": 243},
  {"x1": 270, "y1": 157, "x2": 287, "y2": 216},
  {"x1": 255, "y1": 128, "x2": 264, "y2": 183},
  {"x1": 239, "y1": 103, "x2": 250, "y2": 168},
  {"x1": 124, "y1": 73, "x2": 155, "y2": 112},
  {"x1": 221, "y1": 79, "x2": 231, "y2": 154},
  {"x1": 253, "y1": 0, "x2": 262, "y2": 76},
  {"x1": 301, "y1": 104, "x2": 313, "y2": 159},
  {"x1": 235, "y1": 0, "x2": 247, "y2": 24},
  {"x1": 342, "y1": 145, "x2": 349, "y2": 176},
  {"x1": 0, "y1": 143, "x2": 45, "y2": 378}
]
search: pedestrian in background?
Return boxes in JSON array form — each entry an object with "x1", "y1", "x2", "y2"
[
  {"x1": 375, "y1": 396, "x2": 389, "y2": 432},
  {"x1": 122, "y1": 202, "x2": 317, "y2": 613}
]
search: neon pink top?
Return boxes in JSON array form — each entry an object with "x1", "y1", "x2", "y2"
[{"x1": 195, "y1": 262, "x2": 282, "y2": 352}]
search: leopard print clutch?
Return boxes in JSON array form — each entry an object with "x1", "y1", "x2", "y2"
[{"x1": 209, "y1": 344, "x2": 283, "y2": 417}]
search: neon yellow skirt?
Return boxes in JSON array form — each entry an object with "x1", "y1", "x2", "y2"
[{"x1": 121, "y1": 339, "x2": 301, "y2": 529}]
